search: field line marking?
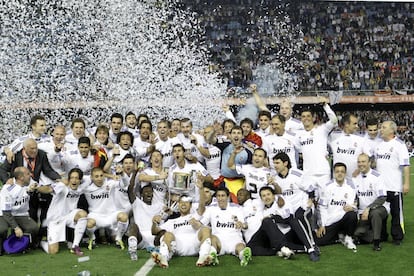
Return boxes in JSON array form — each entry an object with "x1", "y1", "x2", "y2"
[{"x1": 134, "y1": 257, "x2": 155, "y2": 276}]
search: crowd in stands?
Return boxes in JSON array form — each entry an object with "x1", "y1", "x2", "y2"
[{"x1": 181, "y1": 0, "x2": 414, "y2": 93}]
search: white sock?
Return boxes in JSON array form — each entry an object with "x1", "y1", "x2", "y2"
[
  {"x1": 40, "y1": 241, "x2": 49, "y2": 253},
  {"x1": 209, "y1": 246, "x2": 217, "y2": 254},
  {"x1": 238, "y1": 248, "x2": 245, "y2": 260},
  {"x1": 160, "y1": 241, "x2": 170, "y2": 259},
  {"x1": 128, "y1": 236, "x2": 138, "y2": 251},
  {"x1": 86, "y1": 226, "x2": 97, "y2": 240},
  {"x1": 199, "y1": 238, "x2": 211, "y2": 256},
  {"x1": 73, "y1": 218, "x2": 87, "y2": 247},
  {"x1": 116, "y1": 221, "x2": 129, "y2": 241}
]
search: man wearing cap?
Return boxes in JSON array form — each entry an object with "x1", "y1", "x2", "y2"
[
  {"x1": 151, "y1": 195, "x2": 215, "y2": 268},
  {"x1": 0, "y1": 167, "x2": 39, "y2": 254}
]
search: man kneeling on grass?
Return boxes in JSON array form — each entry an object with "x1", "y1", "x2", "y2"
[{"x1": 151, "y1": 195, "x2": 216, "y2": 268}]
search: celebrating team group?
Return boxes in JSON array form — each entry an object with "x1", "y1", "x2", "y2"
[{"x1": 0, "y1": 87, "x2": 410, "y2": 268}]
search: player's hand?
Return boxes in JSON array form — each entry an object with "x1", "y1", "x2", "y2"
[
  {"x1": 14, "y1": 227, "x2": 23, "y2": 238},
  {"x1": 249, "y1": 83, "x2": 257, "y2": 93},
  {"x1": 152, "y1": 215, "x2": 162, "y2": 225},
  {"x1": 343, "y1": 205, "x2": 354, "y2": 212},
  {"x1": 189, "y1": 218, "x2": 201, "y2": 229},
  {"x1": 316, "y1": 226, "x2": 325, "y2": 238},
  {"x1": 6, "y1": 150, "x2": 15, "y2": 163},
  {"x1": 361, "y1": 209, "x2": 369, "y2": 221},
  {"x1": 28, "y1": 183, "x2": 38, "y2": 192},
  {"x1": 403, "y1": 183, "x2": 409, "y2": 195},
  {"x1": 352, "y1": 169, "x2": 360, "y2": 178}
]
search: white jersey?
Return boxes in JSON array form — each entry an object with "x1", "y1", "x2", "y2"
[
  {"x1": 363, "y1": 134, "x2": 382, "y2": 157},
  {"x1": 298, "y1": 104, "x2": 337, "y2": 177},
  {"x1": 275, "y1": 168, "x2": 313, "y2": 213},
  {"x1": 64, "y1": 130, "x2": 91, "y2": 152},
  {"x1": 263, "y1": 131, "x2": 300, "y2": 169},
  {"x1": 155, "y1": 136, "x2": 181, "y2": 168},
  {"x1": 140, "y1": 167, "x2": 168, "y2": 205},
  {"x1": 241, "y1": 198, "x2": 264, "y2": 243},
  {"x1": 62, "y1": 149, "x2": 94, "y2": 176},
  {"x1": 7, "y1": 133, "x2": 50, "y2": 154},
  {"x1": 330, "y1": 132, "x2": 369, "y2": 178},
  {"x1": 0, "y1": 181, "x2": 30, "y2": 216},
  {"x1": 235, "y1": 164, "x2": 271, "y2": 199},
  {"x1": 113, "y1": 174, "x2": 133, "y2": 213},
  {"x1": 202, "y1": 144, "x2": 222, "y2": 180},
  {"x1": 200, "y1": 203, "x2": 245, "y2": 240},
  {"x1": 318, "y1": 180, "x2": 356, "y2": 227},
  {"x1": 255, "y1": 127, "x2": 270, "y2": 139},
  {"x1": 375, "y1": 137, "x2": 410, "y2": 192},
  {"x1": 38, "y1": 141, "x2": 67, "y2": 175},
  {"x1": 285, "y1": 117, "x2": 304, "y2": 133},
  {"x1": 133, "y1": 136, "x2": 153, "y2": 162},
  {"x1": 84, "y1": 179, "x2": 126, "y2": 214},
  {"x1": 107, "y1": 146, "x2": 138, "y2": 173},
  {"x1": 168, "y1": 160, "x2": 209, "y2": 201},
  {"x1": 352, "y1": 169, "x2": 388, "y2": 215},
  {"x1": 262, "y1": 195, "x2": 292, "y2": 234},
  {"x1": 177, "y1": 132, "x2": 206, "y2": 163},
  {"x1": 132, "y1": 198, "x2": 164, "y2": 246},
  {"x1": 161, "y1": 213, "x2": 199, "y2": 237},
  {"x1": 45, "y1": 182, "x2": 83, "y2": 222},
  {"x1": 298, "y1": 123, "x2": 335, "y2": 176}
]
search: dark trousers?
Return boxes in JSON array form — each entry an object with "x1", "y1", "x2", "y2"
[
  {"x1": 314, "y1": 211, "x2": 358, "y2": 246},
  {"x1": 387, "y1": 191, "x2": 404, "y2": 241},
  {"x1": 0, "y1": 216, "x2": 39, "y2": 249},
  {"x1": 247, "y1": 216, "x2": 305, "y2": 256},
  {"x1": 354, "y1": 206, "x2": 388, "y2": 242}
]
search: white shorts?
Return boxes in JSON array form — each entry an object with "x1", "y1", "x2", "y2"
[
  {"x1": 216, "y1": 233, "x2": 244, "y2": 255},
  {"x1": 47, "y1": 209, "x2": 81, "y2": 244},
  {"x1": 160, "y1": 232, "x2": 200, "y2": 256},
  {"x1": 174, "y1": 233, "x2": 200, "y2": 256},
  {"x1": 88, "y1": 211, "x2": 119, "y2": 229},
  {"x1": 137, "y1": 230, "x2": 155, "y2": 249}
]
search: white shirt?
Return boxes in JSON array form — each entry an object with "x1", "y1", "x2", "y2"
[
  {"x1": 7, "y1": 132, "x2": 50, "y2": 153},
  {"x1": 275, "y1": 168, "x2": 313, "y2": 213},
  {"x1": 0, "y1": 181, "x2": 30, "y2": 216},
  {"x1": 177, "y1": 132, "x2": 206, "y2": 163},
  {"x1": 84, "y1": 179, "x2": 126, "y2": 214},
  {"x1": 352, "y1": 169, "x2": 388, "y2": 215},
  {"x1": 155, "y1": 136, "x2": 181, "y2": 168},
  {"x1": 45, "y1": 182, "x2": 83, "y2": 222},
  {"x1": 375, "y1": 137, "x2": 410, "y2": 192},
  {"x1": 263, "y1": 131, "x2": 300, "y2": 169},
  {"x1": 330, "y1": 132, "x2": 369, "y2": 179},
  {"x1": 318, "y1": 180, "x2": 356, "y2": 227},
  {"x1": 38, "y1": 141, "x2": 67, "y2": 175},
  {"x1": 140, "y1": 167, "x2": 168, "y2": 205},
  {"x1": 200, "y1": 203, "x2": 245, "y2": 240},
  {"x1": 202, "y1": 144, "x2": 222, "y2": 180},
  {"x1": 235, "y1": 164, "x2": 271, "y2": 199},
  {"x1": 62, "y1": 150, "x2": 94, "y2": 176}
]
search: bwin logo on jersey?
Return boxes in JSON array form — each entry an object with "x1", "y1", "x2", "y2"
[
  {"x1": 377, "y1": 153, "x2": 391, "y2": 160},
  {"x1": 216, "y1": 221, "x2": 235, "y2": 228},
  {"x1": 336, "y1": 147, "x2": 355, "y2": 155},
  {"x1": 300, "y1": 138, "x2": 314, "y2": 146},
  {"x1": 272, "y1": 147, "x2": 291, "y2": 154},
  {"x1": 91, "y1": 193, "x2": 109, "y2": 199},
  {"x1": 174, "y1": 220, "x2": 190, "y2": 229},
  {"x1": 330, "y1": 199, "x2": 346, "y2": 206}
]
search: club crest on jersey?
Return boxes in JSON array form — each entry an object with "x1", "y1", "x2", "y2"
[
  {"x1": 232, "y1": 215, "x2": 239, "y2": 222},
  {"x1": 390, "y1": 147, "x2": 393, "y2": 152},
  {"x1": 369, "y1": 184, "x2": 373, "y2": 190},
  {"x1": 344, "y1": 193, "x2": 348, "y2": 199},
  {"x1": 354, "y1": 142, "x2": 357, "y2": 147},
  {"x1": 290, "y1": 184, "x2": 294, "y2": 190}
]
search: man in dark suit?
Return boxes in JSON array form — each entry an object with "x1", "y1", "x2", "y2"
[{"x1": 0, "y1": 138, "x2": 61, "y2": 231}]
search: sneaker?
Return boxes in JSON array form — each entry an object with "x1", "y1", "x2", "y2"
[
  {"x1": 196, "y1": 254, "x2": 211, "y2": 267},
  {"x1": 152, "y1": 252, "x2": 169, "y2": 268},
  {"x1": 116, "y1": 239, "x2": 125, "y2": 250},
  {"x1": 373, "y1": 244, "x2": 382, "y2": 251},
  {"x1": 313, "y1": 245, "x2": 321, "y2": 256},
  {"x1": 210, "y1": 250, "x2": 219, "y2": 266},
  {"x1": 129, "y1": 250, "x2": 138, "y2": 261},
  {"x1": 338, "y1": 233, "x2": 345, "y2": 245},
  {"x1": 393, "y1": 240, "x2": 402, "y2": 246},
  {"x1": 344, "y1": 235, "x2": 357, "y2": 250},
  {"x1": 309, "y1": 250, "x2": 320, "y2": 262},
  {"x1": 240, "y1": 247, "x2": 252, "y2": 266},
  {"x1": 70, "y1": 246, "x2": 84, "y2": 256},
  {"x1": 280, "y1": 246, "x2": 295, "y2": 259},
  {"x1": 87, "y1": 239, "x2": 95, "y2": 251}
]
